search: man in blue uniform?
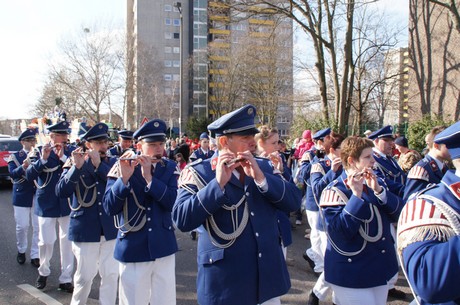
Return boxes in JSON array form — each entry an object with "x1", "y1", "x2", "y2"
[
  {"x1": 189, "y1": 132, "x2": 213, "y2": 162},
  {"x1": 173, "y1": 104, "x2": 302, "y2": 305},
  {"x1": 7, "y1": 129, "x2": 39, "y2": 267},
  {"x1": 56, "y1": 123, "x2": 118, "y2": 305},
  {"x1": 368, "y1": 125, "x2": 407, "y2": 299},
  {"x1": 368, "y1": 126, "x2": 406, "y2": 198},
  {"x1": 108, "y1": 130, "x2": 134, "y2": 157},
  {"x1": 103, "y1": 119, "x2": 179, "y2": 305},
  {"x1": 397, "y1": 120, "x2": 460, "y2": 305},
  {"x1": 26, "y1": 120, "x2": 75, "y2": 292},
  {"x1": 404, "y1": 126, "x2": 450, "y2": 202}
]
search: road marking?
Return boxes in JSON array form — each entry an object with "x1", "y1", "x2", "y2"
[{"x1": 17, "y1": 284, "x2": 62, "y2": 305}]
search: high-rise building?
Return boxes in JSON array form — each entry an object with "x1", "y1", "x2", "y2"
[{"x1": 127, "y1": 0, "x2": 294, "y2": 137}]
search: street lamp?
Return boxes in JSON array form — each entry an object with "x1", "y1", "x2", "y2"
[{"x1": 174, "y1": 2, "x2": 183, "y2": 136}]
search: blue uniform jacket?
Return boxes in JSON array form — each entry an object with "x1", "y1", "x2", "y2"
[
  {"x1": 25, "y1": 146, "x2": 73, "y2": 217},
  {"x1": 56, "y1": 156, "x2": 118, "y2": 242},
  {"x1": 373, "y1": 151, "x2": 406, "y2": 197},
  {"x1": 403, "y1": 154, "x2": 445, "y2": 202},
  {"x1": 310, "y1": 156, "x2": 343, "y2": 230},
  {"x1": 398, "y1": 170, "x2": 460, "y2": 305},
  {"x1": 320, "y1": 171, "x2": 402, "y2": 288},
  {"x1": 108, "y1": 145, "x2": 134, "y2": 158},
  {"x1": 8, "y1": 150, "x2": 36, "y2": 207},
  {"x1": 300, "y1": 155, "x2": 320, "y2": 212},
  {"x1": 173, "y1": 156, "x2": 301, "y2": 305},
  {"x1": 189, "y1": 148, "x2": 213, "y2": 162},
  {"x1": 103, "y1": 158, "x2": 179, "y2": 263}
]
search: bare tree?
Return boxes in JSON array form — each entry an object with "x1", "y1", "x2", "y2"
[
  {"x1": 428, "y1": 0, "x2": 460, "y2": 32},
  {"x1": 44, "y1": 24, "x2": 125, "y2": 124},
  {"x1": 408, "y1": 0, "x2": 460, "y2": 120}
]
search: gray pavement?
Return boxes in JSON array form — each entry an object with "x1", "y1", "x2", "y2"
[{"x1": 0, "y1": 182, "x2": 412, "y2": 304}]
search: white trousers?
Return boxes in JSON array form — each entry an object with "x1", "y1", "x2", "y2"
[
  {"x1": 330, "y1": 283, "x2": 389, "y2": 305},
  {"x1": 119, "y1": 254, "x2": 176, "y2": 305},
  {"x1": 13, "y1": 205, "x2": 39, "y2": 258},
  {"x1": 37, "y1": 216, "x2": 74, "y2": 283},
  {"x1": 305, "y1": 210, "x2": 326, "y2": 272},
  {"x1": 70, "y1": 238, "x2": 118, "y2": 305}
]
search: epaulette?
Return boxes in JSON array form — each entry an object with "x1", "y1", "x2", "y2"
[
  {"x1": 397, "y1": 192, "x2": 454, "y2": 254},
  {"x1": 311, "y1": 163, "x2": 325, "y2": 175},
  {"x1": 319, "y1": 186, "x2": 346, "y2": 207},
  {"x1": 407, "y1": 165, "x2": 429, "y2": 182},
  {"x1": 107, "y1": 162, "x2": 122, "y2": 178},
  {"x1": 62, "y1": 157, "x2": 74, "y2": 169}
]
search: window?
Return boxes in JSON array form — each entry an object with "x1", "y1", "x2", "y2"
[
  {"x1": 173, "y1": 60, "x2": 180, "y2": 67},
  {"x1": 173, "y1": 32, "x2": 180, "y2": 39},
  {"x1": 165, "y1": 18, "x2": 171, "y2": 26},
  {"x1": 164, "y1": 47, "x2": 172, "y2": 53},
  {"x1": 165, "y1": 32, "x2": 172, "y2": 39},
  {"x1": 173, "y1": 47, "x2": 180, "y2": 53},
  {"x1": 164, "y1": 60, "x2": 172, "y2": 67},
  {"x1": 164, "y1": 4, "x2": 172, "y2": 11},
  {"x1": 173, "y1": 19, "x2": 181, "y2": 26},
  {"x1": 164, "y1": 74, "x2": 172, "y2": 81}
]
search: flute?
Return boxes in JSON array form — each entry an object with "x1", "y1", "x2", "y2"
[{"x1": 225, "y1": 157, "x2": 246, "y2": 167}]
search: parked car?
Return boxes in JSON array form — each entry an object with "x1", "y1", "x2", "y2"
[{"x1": 0, "y1": 138, "x2": 22, "y2": 182}]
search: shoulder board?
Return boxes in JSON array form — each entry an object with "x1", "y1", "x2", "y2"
[
  {"x1": 407, "y1": 165, "x2": 429, "y2": 182},
  {"x1": 300, "y1": 151, "x2": 312, "y2": 162},
  {"x1": 319, "y1": 188, "x2": 346, "y2": 207},
  {"x1": 311, "y1": 163, "x2": 325, "y2": 175},
  {"x1": 107, "y1": 162, "x2": 122, "y2": 179}
]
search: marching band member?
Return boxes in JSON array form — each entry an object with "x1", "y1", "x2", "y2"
[
  {"x1": 307, "y1": 131, "x2": 344, "y2": 305},
  {"x1": 104, "y1": 119, "x2": 179, "y2": 305},
  {"x1": 189, "y1": 132, "x2": 213, "y2": 162},
  {"x1": 56, "y1": 123, "x2": 118, "y2": 305},
  {"x1": 403, "y1": 126, "x2": 450, "y2": 202},
  {"x1": 368, "y1": 125, "x2": 406, "y2": 197},
  {"x1": 108, "y1": 130, "x2": 134, "y2": 158},
  {"x1": 25, "y1": 120, "x2": 75, "y2": 292},
  {"x1": 320, "y1": 136, "x2": 403, "y2": 305},
  {"x1": 397, "y1": 121, "x2": 460, "y2": 305},
  {"x1": 7, "y1": 129, "x2": 39, "y2": 267},
  {"x1": 173, "y1": 104, "x2": 301, "y2": 305},
  {"x1": 254, "y1": 125, "x2": 293, "y2": 259}
]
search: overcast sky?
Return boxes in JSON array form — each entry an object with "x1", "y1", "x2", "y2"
[{"x1": 0, "y1": 0, "x2": 407, "y2": 120}]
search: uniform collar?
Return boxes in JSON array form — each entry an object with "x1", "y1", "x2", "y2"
[
  {"x1": 427, "y1": 152, "x2": 444, "y2": 171},
  {"x1": 372, "y1": 147, "x2": 386, "y2": 159}
]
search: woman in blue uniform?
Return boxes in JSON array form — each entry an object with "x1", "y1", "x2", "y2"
[{"x1": 320, "y1": 136, "x2": 403, "y2": 305}]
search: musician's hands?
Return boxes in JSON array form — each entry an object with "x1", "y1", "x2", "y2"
[
  {"x1": 137, "y1": 155, "x2": 152, "y2": 184},
  {"x1": 238, "y1": 151, "x2": 265, "y2": 183},
  {"x1": 54, "y1": 143, "x2": 64, "y2": 159},
  {"x1": 347, "y1": 171, "x2": 364, "y2": 198},
  {"x1": 41, "y1": 143, "x2": 52, "y2": 161},
  {"x1": 331, "y1": 157, "x2": 342, "y2": 172},
  {"x1": 87, "y1": 149, "x2": 101, "y2": 169},
  {"x1": 119, "y1": 151, "x2": 137, "y2": 185},
  {"x1": 215, "y1": 152, "x2": 238, "y2": 189},
  {"x1": 72, "y1": 147, "x2": 86, "y2": 169},
  {"x1": 363, "y1": 168, "x2": 382, "y2": 194}
]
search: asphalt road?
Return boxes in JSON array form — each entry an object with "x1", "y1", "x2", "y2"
[{"x1": 0, "y1": 182, "x2": 412, "y2": 305}]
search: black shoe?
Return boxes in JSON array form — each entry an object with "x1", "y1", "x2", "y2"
[
  {"x1": 302, "y1": 252, "x2": 316, "y2": 270},
  {"x1": 58, "y1": 282, "x2": 74, "y2": 293},
  {"x1": 190, "y1": 231, "x2": 197, "y2": 241},
  {"x1": 36, "y1": 275, "x2": 47, "y2": 290},
  {"x1": 307, "y1": 290, "x2": 319, "y2": 305},
  {"x1": 17, "y1": 252, "x2": 26, "y2": 265},
  {"x1": 31, "y1": 258, "x2": 40, "y2": 268},
  {"x1": 388, "y1": 288, "x2": 406, "y2": 299}
]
